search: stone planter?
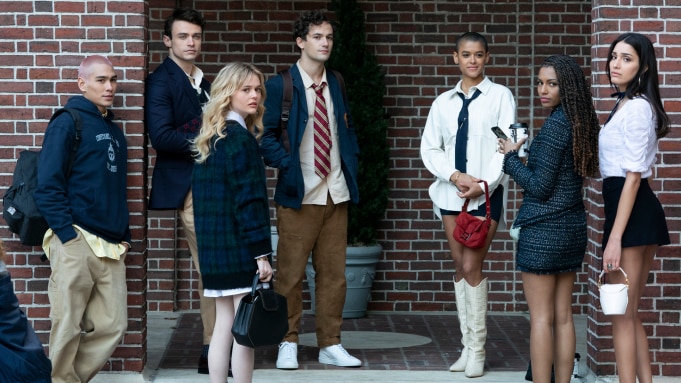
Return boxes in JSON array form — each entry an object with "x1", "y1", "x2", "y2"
[{"x1": 306, "y1": 244, "x2": 381, "y2": 319}]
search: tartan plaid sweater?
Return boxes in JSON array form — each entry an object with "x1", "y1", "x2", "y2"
[{"x1": 192, "y1": 120, "x2": 272, "y2": 290}]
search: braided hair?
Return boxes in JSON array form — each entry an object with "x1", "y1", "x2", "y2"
[{"x1": 541, "y1": 55, "x2": 600, "y2": 177}]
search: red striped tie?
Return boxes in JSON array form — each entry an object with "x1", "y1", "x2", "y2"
[{"x1": 311, "y1": 82, "x2": 331, "y2": 178}]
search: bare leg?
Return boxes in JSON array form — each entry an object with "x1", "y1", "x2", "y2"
[
  {"x1": 553, "y1": 272, "x2": 577, "y2": 383},
  {"x1": 209, "y1": 293, "x2": 254, "y2": 383},
  {"x1": 522, "y1": 272, "x2": 556, "y2": 383},
  {"x1": 443, "y1": 215, "x2": 498, "y2": 378},
  {"x1": 610, "y1": 245, "x2": 656, "y2": 383},
  {"x1": 230, "y1": 292, "x2": 254, "y2": 383}
]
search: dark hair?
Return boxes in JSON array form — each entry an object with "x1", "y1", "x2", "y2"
[
  {"x1": 293, "y1": 10, "x2": 330, "y2": 40},
  {"x1": 605, "y1": 33, "x2": 669, "y2": 138},
  {"x1": 164, "y1": 8, "x2": 206, "y2": 39},
  {"x1": 541, "y1": 55, "x2": 600, "y2": 177},
  {"x1": 455, "y1": 32, "x2": 488, "y2": 53}
]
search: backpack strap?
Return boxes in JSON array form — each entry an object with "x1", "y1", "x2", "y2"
[
  {"x1": 279, "y1": 69, "x2": 293, "y2": 153},
  {"x1": 278, "y1": 68, "x2": 350, "y2": 153},
  {"x1": 49, "y1": 108, "x2": 83, "y2": 178}
]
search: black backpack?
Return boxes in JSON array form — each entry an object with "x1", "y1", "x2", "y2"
[{"x1": 2, "y1": 108, "x2": 83, "y2": 247}]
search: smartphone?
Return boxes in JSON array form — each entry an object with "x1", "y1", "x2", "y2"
[{"x1": 491, "y1": 126, "x2": 508, "y2": 140}]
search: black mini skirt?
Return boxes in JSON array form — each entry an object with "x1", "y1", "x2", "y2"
[{"x1": 602, "y1": 177, "x2": 670, "y2": 249}]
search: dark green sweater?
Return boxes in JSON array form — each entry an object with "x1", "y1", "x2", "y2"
[{"x1": 192, "y1": 120, "x2": 272, "y2": 290}]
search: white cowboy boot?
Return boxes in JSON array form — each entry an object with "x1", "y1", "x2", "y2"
[
  {"x1": 464, "y1": 278, "x2": 488, "y2": 378},
  {"x1": 449, "y1": 277, "x2": 468, "y2": 372}
]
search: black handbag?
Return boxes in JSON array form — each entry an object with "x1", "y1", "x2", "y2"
[{"x1": 231, "y1": 273, "x2": 288, "y2": 348}]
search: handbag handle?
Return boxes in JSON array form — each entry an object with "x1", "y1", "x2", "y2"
[
  {"x1": 460, "y1": 180, "x2": 490, "y2": 220},
  {"x1": 249, "y1": 272, "x2": 274, "y2": 296},
  {"x1": 598, "y1": 267, "x2": 629, "y2": 288}
]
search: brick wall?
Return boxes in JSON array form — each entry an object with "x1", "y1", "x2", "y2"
[
  {"x1": 1, "y1": 0, "x2": 678, "y2": 376},
  {"x1": 146, "y1": 0, "x2": 595, "y2": 315},
  {"x1": 0, "y1": 0, "x2": 149, "y2": 373},
  {"x1": 146, "y1": 0, "x2": 679, "y2": 376},
  {"x1": 588, "y1": 1, "x2": 681, "y2": 377}
]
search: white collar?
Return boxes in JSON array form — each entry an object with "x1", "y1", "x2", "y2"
[
  {"x1": 226, "y1": 110, "x2": 247, "y2": 129},
  {"x1": 296, "y1": 60, "x2": 328, "y2": 90}
]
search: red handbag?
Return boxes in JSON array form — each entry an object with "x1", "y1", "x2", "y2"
[{"x1": 453, "y1": 180, "x2": 491, "y2": 249}]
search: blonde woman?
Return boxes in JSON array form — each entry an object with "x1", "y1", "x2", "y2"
[{"x1": 191, "y1": 62, "x2": 273, "y2": 383}]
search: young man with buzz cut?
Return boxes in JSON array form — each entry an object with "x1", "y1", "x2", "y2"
[{"x1": 34, "y1": 55, "x2": 131, "y2": 383}]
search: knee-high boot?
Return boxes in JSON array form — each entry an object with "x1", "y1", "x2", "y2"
[
  {"x1": 449, "y1": 277, "x2": 468, "y2": 371},
  {"x1": 464, "y1": 278, "x2": 488, "y2": 378}
]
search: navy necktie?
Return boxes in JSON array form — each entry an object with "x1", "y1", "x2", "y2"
[{"x1": 455, "y1": 89, "x2": 482, "y2": 173}]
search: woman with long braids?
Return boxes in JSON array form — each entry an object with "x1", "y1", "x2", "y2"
[
  {"x1": 599, "y1": 33, "x2": 670, "y2": 383},
  {"x1": 499, "y1": 54, "x2": 599, "y2": 383}
]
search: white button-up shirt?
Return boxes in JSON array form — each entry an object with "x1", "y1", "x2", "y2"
[
  {"x1": 420, "y1": 77, "x2": 516, "y2": 217},
  {"x1": 297, "y1": 62, "x2": 350, "y2": 205},
  {"x1": 599, "y1": 97, "x2": 658, "y2": 179}
]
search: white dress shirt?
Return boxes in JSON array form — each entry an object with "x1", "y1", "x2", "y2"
[
  {"x1": 297, "y1": 61, "x2": 350, "y2": 206},
  {"x1": 420, "y1": 77, "x2": 516, "y2": 217},
  {"x1": 599, "y1": 97, "x2": 658, "y2": 179}
]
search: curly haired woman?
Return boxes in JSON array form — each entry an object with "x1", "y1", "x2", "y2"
[{"x1": 500, "y1": 54, "x2": 600, "y2": 383}]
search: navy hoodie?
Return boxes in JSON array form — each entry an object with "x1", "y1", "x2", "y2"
[{"x1": 34, "y1": 96, "x2": 131, "y2": 245}]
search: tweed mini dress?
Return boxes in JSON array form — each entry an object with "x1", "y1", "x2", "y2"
[
  {"x1": 515, "y1": 207, "x2": 586, "y2": 274},
  {"x1": 504, "y1": 107, "x2": 586, "y2": 275}
]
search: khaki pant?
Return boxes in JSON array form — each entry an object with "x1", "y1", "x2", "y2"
[
  {"x1": 179, "y1": 190, "x2": 216, "y2": 345},
  {"x1": 48, "y1": 233, "x2": 127, "y2": 383},
  {"x1": 275, "y1": 194, "x2": 348, "y2": 348}
]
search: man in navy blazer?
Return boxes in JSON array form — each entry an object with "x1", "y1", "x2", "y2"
[
  {"x1": 260, "y1": 10, "x2": 361, "y2": 370},
  {"x1": 144, "y1": 8, "x2": 215, "y2": 374}
]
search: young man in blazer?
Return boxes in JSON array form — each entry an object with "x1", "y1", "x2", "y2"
[
  {"x1": 260, "y1": 10, "x2": 361, "y2": 370},
  {"x1": 144, "y1": 7, "x2": 215, "y2": 374}
]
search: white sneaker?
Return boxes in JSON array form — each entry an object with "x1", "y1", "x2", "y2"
[
  {"x1": 276, "y1": 341, "x2": 298, "y2": 370},
  {"x1": 318, "y1": 344, "x2": 362, "y2": 367}
]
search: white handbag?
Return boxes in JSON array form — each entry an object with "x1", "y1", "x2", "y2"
[{"x1": 598, "y1": 267, "x2": 629, "y2": 315}]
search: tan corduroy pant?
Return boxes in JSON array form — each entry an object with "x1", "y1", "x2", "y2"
[
  {"x1": 179, "y1": 190, "x2": 216, "y2": 345},
  {"x1": 275, "y1": 194, "x2": 348, "y2": 348},
  {"x1": 48, "y1": 233, "x2": 127, "y2": 383}
]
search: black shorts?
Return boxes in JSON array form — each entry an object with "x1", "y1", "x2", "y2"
[
  {"x1": 602, "y1": 177, "x2": 670, "y2": 249},
  {"x1": 440, "y1": 185, "x2": 503, "y2": 222}
]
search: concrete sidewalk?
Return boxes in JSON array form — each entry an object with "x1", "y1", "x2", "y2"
[{"x1": 90, "y1": 311, "x2": 675, "y2": 383}]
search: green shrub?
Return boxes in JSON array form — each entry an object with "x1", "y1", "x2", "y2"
[{"x1": 328, "y1": 0, "x2": 389, "y2": 245}]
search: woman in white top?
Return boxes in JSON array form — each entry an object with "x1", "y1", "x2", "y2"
[
  {"x1": 420, "y1": 32, "x2": 516, "y2": 378},
  {"x1": 599, "y1": 32, "x2": 670, "y2": 383}
]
